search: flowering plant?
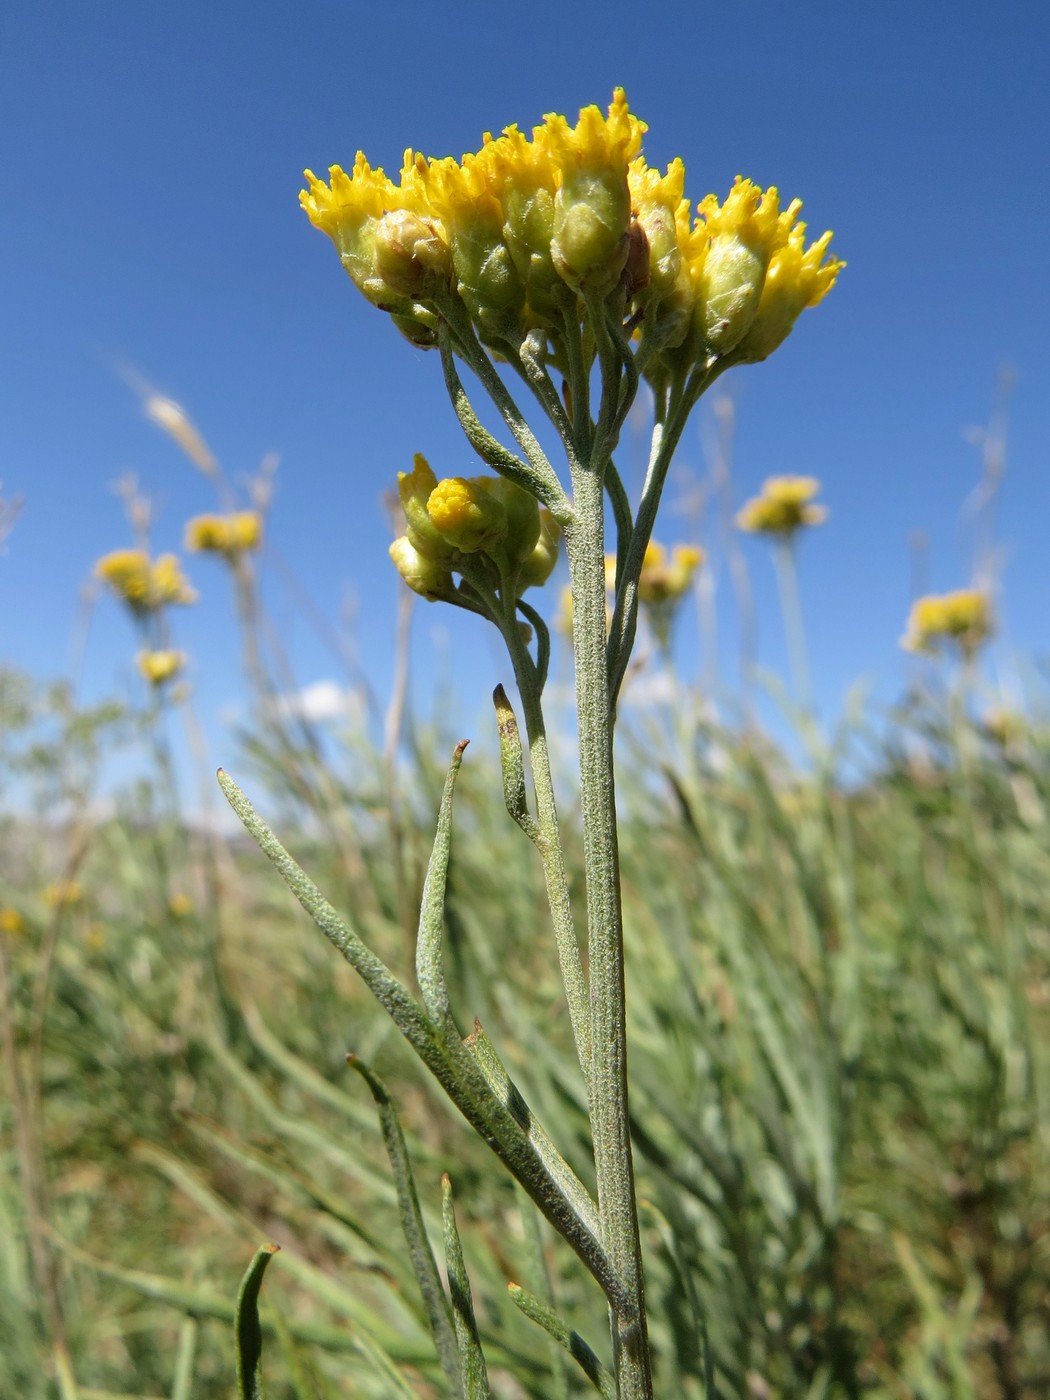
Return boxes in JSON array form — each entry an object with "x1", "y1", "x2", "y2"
[{"x1": 221, "y1": 89, "x2": 841, "y2": 1399}]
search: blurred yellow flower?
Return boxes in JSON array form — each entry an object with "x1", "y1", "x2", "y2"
[
  {"x1": 638, "y1": 542, "x2": 705, "y2": 604},
  {"x1": 150, "y1": 554, "x2": 198, "y2": 605},
  {"x1": 43, "y1": 880, "x2": 82, "y2": 909},
  {"x1": 169, "y1": 892, "x2": 194, "y2": 919},
  {"x1": 96, "y1": 549, "x2": 197, "y2": 610},
  {"x1": 96, "y1": 549, "x2": 152, "y2": 605},
  {"x1": 737, "y1": 476, "x2": 828, "y2": 537},
  {"x1": 0, "y1": 907, "x2": 26, "y2": 936},
  {"x1": 136, "y1": 650, "x2": 186, "y2": 685},
  {"x1": 185, "y1": 511, "x2": 262, "y2": 557},
  {"x1": 901, "y1": 589, "x2": 992, "y2": 655}
]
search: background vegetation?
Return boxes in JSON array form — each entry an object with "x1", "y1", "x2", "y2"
[{"x1": 1, "y1": 402, "x2": 1047, "y2": 1399}]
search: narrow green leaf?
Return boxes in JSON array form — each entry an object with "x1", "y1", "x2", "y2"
[
  {"x1": 508, "y1": 1284, "x2": 614, "y2": 1399},
  {"x1": 442, "y1": 1175, "x2": 491, "y2": 1400},
  {"x1": 216, "y1": 768, "x2": 622, "y2": 1308},
  {"x1": 493, "y1": 686, "x2": 539, "y2": 839},
  {"x1": 235, "y1": 1243, "x2": 279, "y2": 1400},
  {"x1": 349, "y1": 1056, "x2": 462, "y2": 1394},
  {"x1": 416, "y1": 739, "x2": 469, "y2": 1021},
  {"x1": 465, "y1": 1020, "x2": 602, "y2": 1244}
]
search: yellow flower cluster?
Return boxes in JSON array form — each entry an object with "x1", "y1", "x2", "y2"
[
  {"x1": 136, "y1": 649, "x2": 186, "y2": 685},
  {"x1": 901, "y1": 589, "x2": 992, "y2": 655},
  {"x1": 42, "y1": 880, "x2": 82, "y2": 909},
  {"x1": 185, "y1": 511, "x2": 262, "y2": 556},
  {"x1": 96, "y1": 549, "x2": 198, "y2": 611},
  {"x1": 636, "y1": 541, "x2": 704, "y2": 605},
  {"x1": 562, "y1": 539, "x2": 703, "y2": 638},
  {"x1": 301, "y1": 91, "x2": 842, "y2": 371},
  {"x1": 390, "y1": 453, "x2": 561, "y2": 603},
  {"x1": 737, "y1": 476, "x2": 828, "y2": 537}
]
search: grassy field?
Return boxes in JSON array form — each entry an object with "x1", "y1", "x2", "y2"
[{"x1": 2, "y1": 635, "x2": 1048, "y2": 1397}]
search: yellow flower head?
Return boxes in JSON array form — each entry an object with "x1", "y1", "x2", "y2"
[
  {"x1": 689, "y1": 180, "x2": 796, "y2": 353},
  {"x1": 737, "y1": 476, "x2": 828, "y2": 537},
  {"x1": 169, "y1": 892, "x2": 194, "y2": 919},
  {"x1": 901, "y1": 589, "x2": 992, "y2": 655},
  {"x1": 627, "y1": 157, "x2": 694, "y2": 348},
  {"x1": 739, "y1": 224, "x2": 844, "y2": 363},
  {"x1": 0, "y1": 907, "x2": 26, "y2": 937},
  {"x1": 97, "y1": 549, "x2": 196, "y2": 610},
  {"x1": 638, "y1": 541, "x2": 705, "y2": 604},
  {"x1": 302, "y1": 94, "x2": 840, "y2": 370},
  {"x1": 405, "y1": 148, "x2": 522, "y2": 340},
  {"x1": 300, "y1": 155, "x2": 400, "y2": 303},
  {"x1": 96, "y1": 549, "x2": 152, "y2": 606},
  {"x1": 545, "y1": 88, "x2": 646, "y2": 293},
  {"x1": 136, "y1": 649, "x2": 186, "y2": 685},
  {"x1": 185, "y1": 511, "x2": 262, "y2": 557},
  {"x1": 391, "y1": 456, "x2": 558, "y2": 603},
  {"x1": 227, "y1": 511, "x2": 263, "y2": 552}
]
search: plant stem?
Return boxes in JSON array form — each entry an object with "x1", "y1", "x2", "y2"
[
  {"x1": 565, "y1": 464, "x2": 653, "y2": 1400},
  {"x1": 501, "y1": 613, "x2": 592, "y2": 1085},
  {"x1": 774, "y1": 538, "x2": 812, "y2": 714}
]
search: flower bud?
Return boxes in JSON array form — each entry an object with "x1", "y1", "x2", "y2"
[
  {"x1": 518, "y1": 509, "x2": 562, "y2": 589},
  {"x1": 474, "y1": 477, "x2": 541, "y2": 564},
  {"x1": 545, "y1": 90, "x2": 644, "y2": 295},
  {"x1": 389, "y1": 536, "x2": 455, "y2": 601},
  {"x1": 427, "y1": 477, "x2": 508, "y2": 553},
  {"x1": 627, "y1": 158, "x2": 694, "y2": 353},
  {"x1": 398, "y1": 454, "x2": 454, "y2": 561},
  {"x1": 691, "y1": 180, "x2": 791, "y2": 354},
  {"x1": 373, "y1": 209, "x2": 451, "y2": 300},
  {"x1": 552, "y1": 170, "x2": 630, "y2": 294}
]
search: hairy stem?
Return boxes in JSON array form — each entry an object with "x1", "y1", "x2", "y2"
[{"x1": 565, "y1": 463, "x2": 653, "y2": 1400}]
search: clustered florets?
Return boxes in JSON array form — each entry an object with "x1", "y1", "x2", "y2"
[
  {"x1": 390, "y1": 454, "x2": 560, "y2": 607},
  {"x1": 736, "y1": 476, "x2": 828, "y2": 538},
  {"x1": 300, "y1": 90, "x2": 843, "y2": 386},
  {"x1": 901, "y1": 589, "x2": 992, "y2": 655}
]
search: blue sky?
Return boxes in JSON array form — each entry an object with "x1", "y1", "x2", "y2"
[{"x1": 3, "y1": 0, "x2": 1049, "y2": 773}]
